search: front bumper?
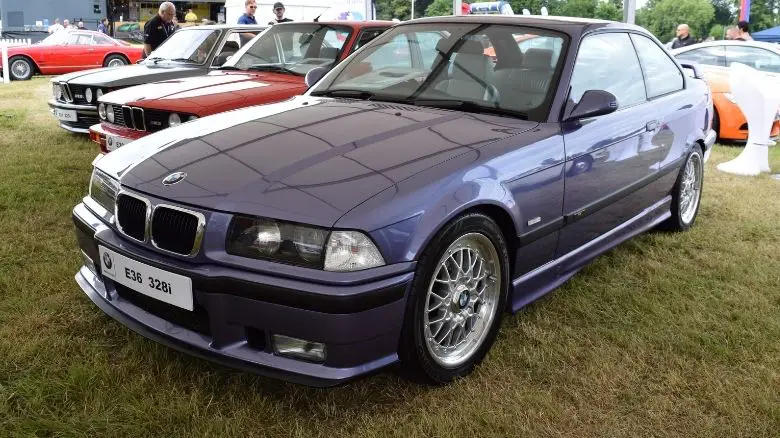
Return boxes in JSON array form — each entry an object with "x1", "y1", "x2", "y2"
[
  {"x1": 48, "y1": 99, "x2": 99, "y2": 134},
  {"x1": 72, "y1": 201, "x2": 412, "y2": 387},
  {"x1": 703, "y1": 128, "x2": 716, "y2": 162},
  {"x1": 89, "y1": 123, "x2": 149, "y2": 153}
]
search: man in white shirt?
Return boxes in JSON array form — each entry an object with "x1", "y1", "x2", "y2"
[{"x1": 48, "y1": 18, "x2": 64, "y2": 34}]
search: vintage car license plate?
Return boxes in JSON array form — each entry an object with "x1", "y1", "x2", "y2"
[
  {"x1": 54, "y1": 108, "x2": 77, "y2": 121},
  {"x1": 106, "y1": 134, "x2": 132, "y2": 151},
  {"x1": 98, "y1": 246, "x2": 194, "y2": 311}
]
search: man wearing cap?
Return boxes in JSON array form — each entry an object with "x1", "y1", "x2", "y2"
[
  {"x1": 238, "y1": 0, "x2": 258, "y2": 24},
  {"x1": 268, "y1": 2, "x2": 293, "y2": 25}
]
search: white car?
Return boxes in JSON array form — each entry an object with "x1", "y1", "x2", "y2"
[{"x1": 670, "y1": 40, "x2": 780, "y2": 80}]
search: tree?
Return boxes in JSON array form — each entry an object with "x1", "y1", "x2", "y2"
[
  {"x1": 636, "y1": 0, "x2": 714, "y2": 42},
  {"x1": 709, "y1": 23, "x2": 725, "y2": 39},
  {"x1": 375, "y1": 0, "x2": 412, "y2": 20},
  {"x1": 594, "y1": 1, "x2": 623, "y2": 21},
  {"x1": 425, "y1": 0, "x2": 452, "y2": 16}
]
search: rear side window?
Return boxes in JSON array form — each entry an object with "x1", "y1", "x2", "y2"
[
  {"x1": 352, "y1": 28, "x2": 387, "y2": 52},
  {"x1": 725, "y1": 46, "x2": 780, "y2": 73},
  {"x1": 569, "y1": 32, "x2": 646, "y2": 108},
  {"x1": 630, "y1": 34, "x2": 684, "y2": 98},
  {"x1": 675, "y1": 46, "x2": 726, "y2": 67}
]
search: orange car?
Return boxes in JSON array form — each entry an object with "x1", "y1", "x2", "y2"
[
  {"x1": 671, "y1": 41, "x2": 780, "y2": 142},
  {"x1": 699, "y1": 67, "x2": 780, "y2": 141}
]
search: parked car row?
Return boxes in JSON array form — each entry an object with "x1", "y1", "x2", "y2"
[{"x1": 67, "y1": 16, "x2": 715, "y2": 387}]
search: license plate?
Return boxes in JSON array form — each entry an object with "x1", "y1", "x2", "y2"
[
  {"x1": 54, "y1": 108, "x2": 77, "y2": 121},
  {"x1": 98, "y1": 246, "x2": 194, "y2": 311},
  {"x1": 106, "y1": 134, "x2": 132, "y2": 151}
]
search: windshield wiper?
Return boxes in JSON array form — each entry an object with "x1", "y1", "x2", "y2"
[
  {"x1": 411, "y1": 99, "x2": 528, "y2": 119},
  {"x1": 169, "y1": 58, "x2": 199, "y2": 64},
  {"x1": 247, "y1": 64, "x2": 301, "y2": 75},
  {"x1": 145, "y1": 56, "x2": 166, "y2": 64},
  {"x1": 217, "y1": 65, "x2": 242, "y2": 70},
  {"x1": 309, "y1": 89, "x2": 375, "y2": 99}
]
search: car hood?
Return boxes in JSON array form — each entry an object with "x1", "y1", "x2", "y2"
[
  {"x1": 99, "y1": 71, "x2": 305, "y2": 109},
  {"x1": 55, "y1": 63, "x2": 203, "y2": 87},
  {"x1": 96, "y1": 96, "x2": 537, "y2": 227}
]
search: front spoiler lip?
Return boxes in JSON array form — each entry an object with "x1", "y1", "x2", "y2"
[
  {"x1": 75, "y1": 268, "x2": 399, "y2": 388},
  {"x1": 48, "y1": 99, "x2": 97, "y2": 112}
]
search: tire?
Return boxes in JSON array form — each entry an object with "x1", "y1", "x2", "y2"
[
  {"x1": 8, "y1": 56, "x2": 34, "y2": 81},
  {"x1": 399, "y1": 212, "x2": 510, "y2": 384},
  {"x1": 660, "y1": 143, "x2": 704, "y2": 232},
  {"x1": 104, "y1": 54, "x2": 128, "y2": 68}
]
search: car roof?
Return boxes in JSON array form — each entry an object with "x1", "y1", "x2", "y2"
[
  {"x1": 180, "y1": 24, "x2": 269, "y2": 30},
  {"x1": 394, "y1": 15, "x2": 646, "y2": 36},
  {"x1": 670, "y1": 40, "x2": 780, "y2": 53}
]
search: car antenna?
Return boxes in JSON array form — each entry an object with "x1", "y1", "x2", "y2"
[{"x1": 313, "y1": 14, "x2": 321, "y2": 22}]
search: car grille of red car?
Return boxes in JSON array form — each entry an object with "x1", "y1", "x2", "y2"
[{"x1": 111, "y1": 106, "x2": 168, "y2": 133}]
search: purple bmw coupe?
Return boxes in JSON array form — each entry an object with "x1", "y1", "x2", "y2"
[{"x1": 73, "y1": 16, "x2": 716, "y2": 386}]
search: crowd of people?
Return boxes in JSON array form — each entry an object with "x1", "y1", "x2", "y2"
[{"x1": 48, "y1": 17, "x2": 110, "y2": 34}]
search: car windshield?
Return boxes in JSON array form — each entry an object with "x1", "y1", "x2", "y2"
[
  {"x1": 144, "y1": 29, "x2": 222, "y2": 65},
  {"x1": 37, "y1": 31, "x2": 68, "y2": 45},
  {"x1": 226, "y1": 23, "x2": 352, "y2": 76},
  {"x1": 309, "y1": 23, "x2": 567, "y2": 121}
]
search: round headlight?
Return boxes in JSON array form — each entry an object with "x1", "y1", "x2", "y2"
[
  {"x1": 98, "y1": 103, "x2": 107, "y2": 120},
  {"x1": 96, "y1": 89, "x2": 103, "y2": 99},
  {"x1": 52, "y1": 83, "x2": 61, "y2": 100},
  {"x1": 85, "y1": 88, "x2": 93, "y2": 103},
  {"x1": 294, "y1": 226, "x2": 327, "y2": 262},
  {"x1": 168, "y1": 113, "x2": 182, "y2": 127},
  {"x1": 248, "y1": 221, "x2": 281, "y2": 255},
  {"x1": 106, "y1": 104, "x2": 115, "y2": 123}
]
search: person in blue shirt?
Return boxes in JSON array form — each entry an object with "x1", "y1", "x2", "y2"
[{"x1": 238, "y1": 0, "x2": 258, "y2": 24}]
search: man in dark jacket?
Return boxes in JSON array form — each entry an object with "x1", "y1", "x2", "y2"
[{"x1": 671, "y1": 24, "x2": 695, "y2": 49}]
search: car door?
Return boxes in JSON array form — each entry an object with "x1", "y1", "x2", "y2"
[
  {"x1": 557, "y1": 31, "x2": 658, "y2": 257},
  {"x1": 91, "y1": 33, "x2": 117, "y2": 67},
  {"x1": 629, "y1": 33, "x2": 691, "y2": 187}
]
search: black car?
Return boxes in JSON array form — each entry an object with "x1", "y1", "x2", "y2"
[{"x1": 48, "y1": 24, "x2": 267, "y2": 134}]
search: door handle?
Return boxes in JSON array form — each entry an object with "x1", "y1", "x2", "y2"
[{"x1": 646, "y1": 121, "x2": 660, "y2": 132}]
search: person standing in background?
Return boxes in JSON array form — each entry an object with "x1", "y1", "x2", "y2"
[
  {"x1": 268, "y1": 2, "x2": 293, "y2": 24},
  {"x1": 238, "y1": 0, "x2": 258, "y2": 24},
  {"x1": 671, "y1": 24, "x2": 695, "y2": 49},
  {"x1": 736, "y1": 21, "x2": 753, "y2": 41},
  {"x1": 143, "y1": 2, "x2": 176, "y2": 56},
  {"x1": 48, "y1": 18, "x2": 64, "y2": 34},
  {"x1": 98, "y1": 18, "x2": 109, "y2": 34}
]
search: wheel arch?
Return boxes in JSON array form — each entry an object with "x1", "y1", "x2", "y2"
[
  {"x1": 103, "y1": 52, "x2": 130, "y2": 65},
  {"x1": 8, "y1": 54, "x2": 40, "y2": 75}
]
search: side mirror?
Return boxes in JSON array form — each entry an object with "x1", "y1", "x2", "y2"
[
  {"x1": 678, "y1": 61, "x2": 704, "y2": 79},
  {"x1": 305, "y1": 66, "x2": 328, "y2": 88},
  {"x1": 565, "y1": 90, "x2": 618, "y2": 121}
]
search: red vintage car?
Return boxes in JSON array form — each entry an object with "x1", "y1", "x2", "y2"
[
  {"x1": 89, "y1": 21, "x2": 392, "y2": 152},
  {"x1": 2, "y1": 29, "x2": 144, "y2": 81}
]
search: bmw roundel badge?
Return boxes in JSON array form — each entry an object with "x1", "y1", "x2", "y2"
[
  {"x1": 102, "y1": 252, "x2": 113, "y2": 269},
  {"x1": 162, "y1": 172, "x2": 187, "y2": 186}
]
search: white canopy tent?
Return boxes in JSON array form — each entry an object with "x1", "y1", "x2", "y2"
[{"x1": 446, "y1": 0, "x2": 637, "y2": 23}]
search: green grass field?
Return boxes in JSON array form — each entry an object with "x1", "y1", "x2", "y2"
[{"x1": 1, "y1": 78, "x2": 779, "y2": 437}]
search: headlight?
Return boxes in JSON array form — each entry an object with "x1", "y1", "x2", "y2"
[
  {"x1": 324, "y1": 231, "x2": 385, "y2": 272},
  {"x1": 226, "y1": 216, "x2": 328, "y2": 269},
  {"x1": 85, "y1": 88, "x2": 93, "y2": 103},
  {"x1": 52, "y1": 83, "x2": 61, "y2": 100},
  {"x1": 724, "y1": 93, "x2": 737, "y2": 104},
  {"x1": 106, "y1": 104, "x2": 115, "y2": 123},
  {"x1": 89, "y1": 168, "x2": 119, "y2": 215},
  {"x1": 96, "y1": 89, "x2": 103, "y2": 99},
  {"x1": 98, "y1": 103, "x2": 107, "y2": 120},
  {"x1": 168, "y1": 113, "x2": 182, "y2": 127}
]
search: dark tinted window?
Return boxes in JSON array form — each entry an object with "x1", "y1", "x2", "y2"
[
  {"x1": 353, "y1": 28, "x2": 387, "y2": 51},
  {"x1": 631, "y1": 34, "x2": 684, "y2": 98},
  {"x1": 675, "y1": 46, "x2": 727, "y2": 67},
  {"x1": 569, "y1": 32, "x2": 646, "y2": 108}
]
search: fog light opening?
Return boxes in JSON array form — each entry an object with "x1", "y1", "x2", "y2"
[
  {"x1": 272, "y1": 334, "x2": 326, "y2": 363},
  {"x1": 80, "y1": 249, "x2": 98, "y2": 276}
]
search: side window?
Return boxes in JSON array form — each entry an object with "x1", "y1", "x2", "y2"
[
  {"x1": 726, "y1": 46, "x2": 780, "y2": 73},
  {"x1": 93, "y1": 35, "x2": 113, "y2": 45},
  {"x1": 352, "y1": 28, "x2": 387, "y2": 52},
  {"x1": 569, "y1": 33, "x2": 646, "y2": 108},
  {"x1": 675, "y1": 46, "x2": 726, "y2": 67},
  {"x1": 66, "y1": 34, "x2": 80, "y2": 45},
  {"x1": 630, "y1": 34, "x2": 683, "y2": 98}
]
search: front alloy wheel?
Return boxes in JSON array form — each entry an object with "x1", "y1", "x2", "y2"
[{"x1": 400, "y1": 213, "x2": 509, "y2": 384}]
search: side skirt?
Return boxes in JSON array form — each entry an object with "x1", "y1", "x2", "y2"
[{"x1": 508, "y1": 195, "x2": 672, "y2": 313}]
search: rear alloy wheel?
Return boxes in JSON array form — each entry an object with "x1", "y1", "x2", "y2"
[
  {"x1": 400, "y1": 213, "x2": 509, "y2": 384},
  {"x1": 661, "y1": 144, "x2": 704, "y2": 231},
  {"x1": 104, "y1": 55, "x2": 128, "y2": 68},
  {"x1": 9, "y1": 57, "x2": 33, "y2": 81}
]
